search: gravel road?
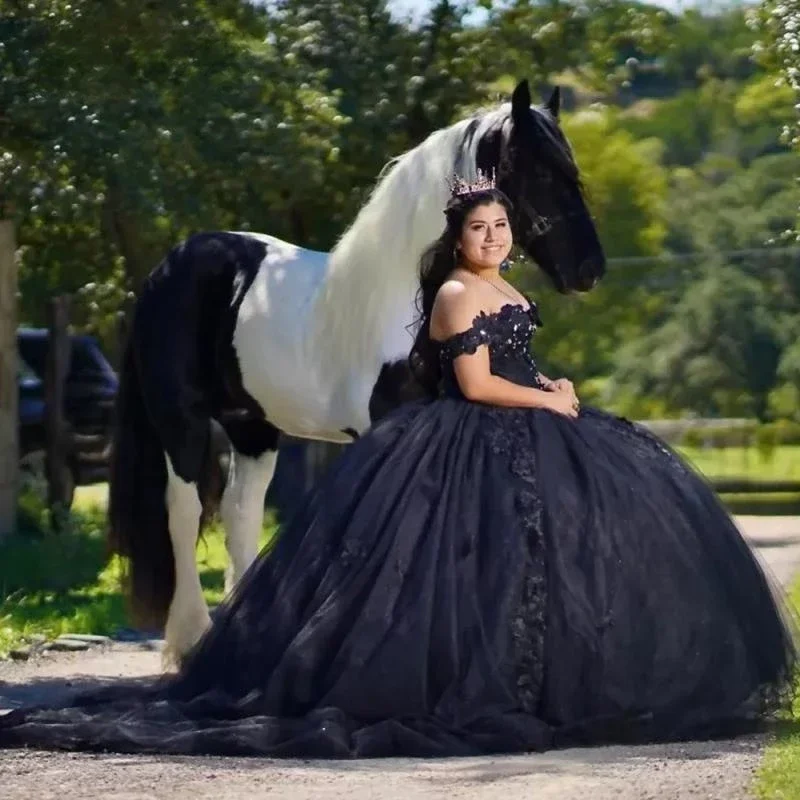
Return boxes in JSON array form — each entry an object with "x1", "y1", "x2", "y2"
[{"x1": 1, "y1": 515, "x2": 798, "y2": 800}]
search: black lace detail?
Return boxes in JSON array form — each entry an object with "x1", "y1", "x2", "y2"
[
  {"x1": 438, "y1": 324, "x2": 490, "y2": 362},
  {"x1": 484, "y1": 407, "x2": 547, "y2": 714},
  {"x1": 581, "y1": 409, "x2": 692, "y2": 475},
  {"x1": 437, "y1": 304, "x2": 544, "y2": 398},
  {"x1": 435, "y1": 302, "x2": 548, "y2": 712}
]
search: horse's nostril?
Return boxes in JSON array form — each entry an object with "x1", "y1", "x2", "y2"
[{"x1": 578, "y1": 256, "x2": 605, "y2": 286}]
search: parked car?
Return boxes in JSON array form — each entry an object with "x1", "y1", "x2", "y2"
[{"x1": 17, "y1": 328, "x2": 118, "y2": 508}]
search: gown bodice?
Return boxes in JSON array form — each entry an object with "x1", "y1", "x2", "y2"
[{"x1": 436, "y1": 302, "x2": 544, "y2": 398}]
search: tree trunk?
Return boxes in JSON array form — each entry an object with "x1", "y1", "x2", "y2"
[
  {"x1": 0, "y1": 219, "x2": 18, "y2": 540},
  {"x1": 103, "y1": 176, "x2": 164, "y2": 287}
]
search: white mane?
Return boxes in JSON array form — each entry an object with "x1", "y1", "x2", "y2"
[{"x1": 311, "y1": 103, "x2": 510, "y2": 384}]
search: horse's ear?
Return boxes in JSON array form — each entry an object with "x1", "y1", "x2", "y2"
[
  {"x1": 546, "y1": 86, "x2": 561, "y2": 119},
  {"x1": 511, "y1": 79, "x2": 532, "y2": 120}
]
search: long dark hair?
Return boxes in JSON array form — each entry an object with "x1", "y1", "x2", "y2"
[{"x1": 409, "y1": 187, "x2": 514, "y2": 396}]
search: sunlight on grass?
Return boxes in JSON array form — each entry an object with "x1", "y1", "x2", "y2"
[
  {"x1": 0, "y1": 496, "x2": 277, "y2": 658},
  {"x1": 72, "y1": 483, "x2": 109, "y2": 512},
  {"x1": 676, "y1": 445, "x2": 800, "y2": 482},
  {"x1": 755, "y1": 578, "x2": 800, "y2": 800}
]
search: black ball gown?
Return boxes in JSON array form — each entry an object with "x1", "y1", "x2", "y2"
[{"x1": 0, "y1": 302, "x2": 796, "y2": 757}]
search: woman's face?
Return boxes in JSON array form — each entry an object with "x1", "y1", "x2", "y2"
[{"x1": 457, "y1": 201, "x2": 513, "y2": 271}]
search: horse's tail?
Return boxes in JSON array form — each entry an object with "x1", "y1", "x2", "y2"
[
  {"x1": 107, "y1": 232, "x2": 268, "y2": 630},
  {"x1": 107, "y1": 335, "x2": 175, "y2": 631}
]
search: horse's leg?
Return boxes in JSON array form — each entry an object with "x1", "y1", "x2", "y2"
[
  {"x1": 219, "y1": 419, "x2": 280, "y2": 593},
  {"x1": 162, "y1": 453, "x2": 210, "y2": 669}
]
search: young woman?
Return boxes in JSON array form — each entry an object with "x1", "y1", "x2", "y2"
[{"x1": 0, "y1": 182, "x2": 795, "y2": 758}]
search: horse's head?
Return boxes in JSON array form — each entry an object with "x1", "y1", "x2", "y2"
[{"x1": 476, "y1": 80, "x2": 605, "y2": 293}]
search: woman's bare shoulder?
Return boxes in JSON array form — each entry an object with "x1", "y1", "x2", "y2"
[{"x1": 430, "y1": 279, "x2": 485, "y2": 341}]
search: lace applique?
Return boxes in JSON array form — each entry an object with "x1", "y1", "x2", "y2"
[
  {"x1": 484, "y1": 407, "x2": 547, "y2": 714},
  {"x1": 582, "y1": 409, "x2": 691, "y2": 475},
  {"x1": 438, "y1": 324, "x2": 490, "y2": 362},
  {"x1": 435, "y1": 301, "x2": 548, "y2": 711},
  {"x1": 438, "y1": 304, "x2": 543, "y2": 397}
]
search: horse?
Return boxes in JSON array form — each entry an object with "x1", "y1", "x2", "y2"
[{"x1": 109, "y1": 79, "x2": 606, "y2": 665}]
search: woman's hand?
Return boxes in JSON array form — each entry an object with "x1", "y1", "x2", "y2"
[
  {"x1": 543, "y1": 377, "x2": 579, "y2": 408},
  {"x1": 545, "y1": 387, "x2": 579, "y2": 418},
  {"x1": 550, "y1": 377, "x2": 575, "y2": 397}
]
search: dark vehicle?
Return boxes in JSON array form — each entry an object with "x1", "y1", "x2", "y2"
[{"x1": 18, "y1": 329, "x2": 118, "y2": 508}]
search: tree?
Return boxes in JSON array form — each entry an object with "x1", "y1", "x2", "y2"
[
  {"x1": 660, "y1": 8, "x2": 759, "y2": 87},
  {"x1": 267, "y1": 0, "x2": 491, "y2": 243},
  {"x1": 664, "y1": 152, "x2": 800, "y2": 254},
  {"x1": 751, "y1": 0, "x2": 800, "y2": 232},
  {"x1": 611, "y1": 264, "x2": 782, "y2": 419},
  {"x1": 483, "y1": 0, "x2": 668, "y2": 95},
  {"x1": 0, "y1": 0, "x2": 496, "y2": 336},
  {"x1": 0, "y1": 0, "x2": 345, "y2": 312}
]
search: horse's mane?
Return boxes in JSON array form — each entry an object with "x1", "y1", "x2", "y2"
[
  {"x1": 310, "y1": 97, "x2": 577, "y2": 389},
  {"x1": 527, "y1": 105, "x2": 579, "y2": 179}
]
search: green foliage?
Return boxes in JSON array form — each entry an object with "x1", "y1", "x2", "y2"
[
  {"x1": 617, "y1": 75, "x2": 790, "y2": 166},
  {"x1": 735, "y1": 71, "x2": 796, "y2": 130},
  {"x1": 1, "y1": 0, "x2": 345, "y2": 294},
  {"x1": 0, "y1": 0, "x2": 796, "y2": 421},
  {"x1": 265, "y1": 0, "x2": 491, "y2": 244},
  {"x1": 484, "y1": 0, "x2": 669, "y2": 92},
  {"x1": 611, "y1": 264, "x2": 783, "y2": 418},
  {"x1": 752, "y1": 0, "x2": 800, "y2": 234},
  {"x1": 565, "y1": 110, "x2": 668, "y2": 257},
  {"x1": 660, "y1": 8, "x2": 759, "y2": 86},
  {"x1": 753, "y1": 574, "x2": 800, "y2": 799},
  {"x1": 664, "y1": 152, "x2": 800, "y2": 252}
]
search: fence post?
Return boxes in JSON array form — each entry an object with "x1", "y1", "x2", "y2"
[
  {"x1": 0, "y1": 219, "x2": 18, "y2": 541},
  {"x1": 45, "y1": 295, "x2": 72, "y2": 528}
]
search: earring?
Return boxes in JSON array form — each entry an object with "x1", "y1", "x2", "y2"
[{"x1": 500, "y1": 258, "x2": 512, "y2": 273}]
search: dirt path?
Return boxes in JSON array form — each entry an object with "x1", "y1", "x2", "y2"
[{"x1": 1, "y1": 515, "x2": 799, "y2": 800}]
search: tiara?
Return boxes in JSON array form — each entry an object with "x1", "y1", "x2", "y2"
[{"x1": 447, "y1": 169, "x2": 496, "y2": 197}]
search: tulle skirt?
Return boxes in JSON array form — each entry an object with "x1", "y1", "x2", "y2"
[{"x1": 0, "y1": 400, "x2": 795, "y2": 757}]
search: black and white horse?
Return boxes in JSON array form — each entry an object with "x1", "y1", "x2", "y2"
[{"x1": 109, "y1": 79, "x2": 606, "y2": 664}]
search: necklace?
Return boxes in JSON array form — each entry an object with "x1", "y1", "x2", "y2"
[{"x1": 458, "y1": 267, "x2": 527, "y2": 308}]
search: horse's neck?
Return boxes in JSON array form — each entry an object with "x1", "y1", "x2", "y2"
[{"x1": 310, "y1": 127, "x2": 467, "y2": 381}]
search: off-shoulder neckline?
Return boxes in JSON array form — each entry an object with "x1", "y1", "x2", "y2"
[{"x1": 431, "y1": 301, "x2": 535, "y2": 346}]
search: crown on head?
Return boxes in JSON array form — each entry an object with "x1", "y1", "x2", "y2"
[{"x1": 447, "y1": 169, "x2": 496, "y2": 198}]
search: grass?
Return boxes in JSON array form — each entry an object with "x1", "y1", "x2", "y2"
[
  {"x1": 3, "y1": 442, "x2": 798, "y2": 658},
  {"x1": 676, "y1": 445, "x2": 800, "y2": 482},
  {"x1": 0, "y1": 489, "x2": 276, "y2": 658},
  {"x1": 1, "y1": 444, "x2": 798, "y2": 658},
  {"x1": 674, "y1": 445, "x2": 800, "y2": 515},
  {"x1": 754, "y1": 576, "x2": 800, "y2": 799}
]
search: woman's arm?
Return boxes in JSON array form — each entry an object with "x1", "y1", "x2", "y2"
[
  {"x1": 453, "y1": 349, "x2": 560, "y2": 408},
  {"x1": 430, "y1": 284, "x2": 577, "y2": 415}
]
